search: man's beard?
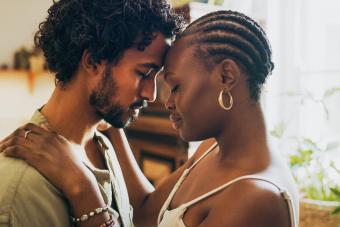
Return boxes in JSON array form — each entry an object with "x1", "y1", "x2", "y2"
[{"x1": 89, "y1": 65, "x2": 134, "y2": 128}]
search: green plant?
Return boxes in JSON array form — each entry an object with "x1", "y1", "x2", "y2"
[
  {"x1": 271, "y1": 130, "x2": 340, "y2": 214},
  {"x1": 292, "y1": 138, "x2": 340, "y2": 212},
  {"x1": 330, "y1": 187, "x2": 340, "y2": 214},
  {"x1": 270, "y1": 86, "x2": 340, "y2": 215}
]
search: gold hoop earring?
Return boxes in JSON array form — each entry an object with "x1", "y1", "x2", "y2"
[{"x1": 218, "y1": 90, "x2": 233, "y2": 110}]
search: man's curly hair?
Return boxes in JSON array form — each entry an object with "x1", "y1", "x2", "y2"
[{"x1": 35, "y1": 0, "x2": 184, "y2": 84}]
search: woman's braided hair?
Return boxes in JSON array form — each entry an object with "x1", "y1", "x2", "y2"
[{"x1": 178, "y1": 10, "x2": 274, "y2": 101}]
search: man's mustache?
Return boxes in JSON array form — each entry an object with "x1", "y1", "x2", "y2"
[{"x1": 130, "y1": 100, "x2": 148, "y2": 109}]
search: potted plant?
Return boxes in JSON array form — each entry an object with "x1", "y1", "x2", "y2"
[
  {"x1": 289, "y1": 138, "x2": 340, "y2": 227},
  {"x1": 270, "y1": 86, "x2": 340, "y2": 227}
]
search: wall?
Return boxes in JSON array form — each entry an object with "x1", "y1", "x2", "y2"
[
  {"x1": 0, "y1": 0, "x2": 52, "y2": 67},
  {"x1": 0, "y1": 71, "x2": 54, "y2": 139}
]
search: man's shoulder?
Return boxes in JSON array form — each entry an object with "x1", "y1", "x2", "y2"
[
  {"x1": 0, "y1": 153, "x2": 63, "y2": 209},
  {"x1": 0, "y1": 153, "x2": 70, "y2": 226},
  {"x1": 0, "y1": 153, "x2": 29, "y2": 204}
]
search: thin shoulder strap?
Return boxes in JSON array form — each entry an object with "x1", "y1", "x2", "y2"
[
  {"x1": 157, "y1": 142, "x2": 218, "y2": 224},
  {"x1": 188, "y1": 142, "x2": 218, "y2": 171},
  {"x1": 182, "y1": 175, "x2": 296, "y2": 227}
]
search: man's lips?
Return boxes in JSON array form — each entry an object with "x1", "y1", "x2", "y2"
[
  {"x1": 128, "y1": 108, "x2": 140, "y2": 116},
  {"x1": 128, "y1": 103, "x2": 145, "y2": 116},
  {"x1": 130, "y1": 100, "x2": 148, "y2": 110}
]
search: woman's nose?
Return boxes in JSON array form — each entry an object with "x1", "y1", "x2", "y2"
[{"x1": 165, "y1": 94, "x2": 175, "y2": 111}]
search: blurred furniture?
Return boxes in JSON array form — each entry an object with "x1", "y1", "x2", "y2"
[{"x1": 126, "y1": 84, "x2": 188, "y2": 186}]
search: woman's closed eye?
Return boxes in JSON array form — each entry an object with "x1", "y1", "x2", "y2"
[{"x1": 171, "y1": 85, "x2": 179, "y2": 93}]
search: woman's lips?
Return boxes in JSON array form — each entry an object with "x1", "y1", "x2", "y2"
[{"x1": 169, "y1": 114, "x2": 182, "y2": 129}]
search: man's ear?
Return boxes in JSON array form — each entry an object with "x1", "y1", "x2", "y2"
[
  {"x1": 80, "y1": 50, "x2": 104, "y2": 76},
  {"x1": 218, "y1": 59, "x2": 240, "y2": 91}
]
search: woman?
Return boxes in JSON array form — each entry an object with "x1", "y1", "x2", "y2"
[{"x1": 0, "y1": 10, "x2": 299, "y2": 227}]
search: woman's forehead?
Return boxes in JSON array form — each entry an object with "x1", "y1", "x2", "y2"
[{"x1": 165, "y1": 38, "x2": 196, "y2": 66}]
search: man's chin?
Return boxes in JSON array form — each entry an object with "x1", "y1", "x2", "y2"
[
  {"x1": 122, "y1": 115, "x2": 137, "y2": 128},
  {"x1": 105, "y1": 116, "x2": 133, "y2": 129},
  {"x1": 100, "y1": 110, "x2": 139, "y2": 129}
]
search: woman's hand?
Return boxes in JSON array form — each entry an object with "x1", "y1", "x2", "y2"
[
  {"x1": 0, "y1": 123, "x2": 119, "y2": 227},
  {"x1": 0, "y1": 123, "x2": 93, "y2": 198}
]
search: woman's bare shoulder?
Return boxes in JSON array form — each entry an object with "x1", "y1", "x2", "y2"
[{"x1": 200, "y1": 179, "x2": 291, "y2": 227}]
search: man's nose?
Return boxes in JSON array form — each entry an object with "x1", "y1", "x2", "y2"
[{"x1": 140, "y1": 77, "x2": 157, "y2": 102}]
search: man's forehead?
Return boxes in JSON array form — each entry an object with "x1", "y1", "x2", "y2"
[{"x1": 127, "y1": 36, "x2": 169, "y2": 65}]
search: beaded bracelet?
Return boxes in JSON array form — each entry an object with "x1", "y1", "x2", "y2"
[
  {"x1": 71, "y1": 205, "x2": 109, "y2": 223},
  {"x1": 98, "y1": 214, "x2": 116, "y2": 227}
]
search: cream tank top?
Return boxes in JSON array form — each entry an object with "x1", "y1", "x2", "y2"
[{"x1": 157, "y1": 143, "x2": 299, "y2": 227}]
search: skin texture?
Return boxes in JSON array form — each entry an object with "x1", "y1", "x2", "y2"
[{"x1": 0, "y1": 19, "x2": 297, "y2": 227}]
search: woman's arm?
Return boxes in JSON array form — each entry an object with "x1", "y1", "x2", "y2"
[
  {"x1": 0, "y1": 123, "x2": 116, "y2": 227},
  {"x1": 102, "y1": 128, "x2": 216, "y2": 226}
]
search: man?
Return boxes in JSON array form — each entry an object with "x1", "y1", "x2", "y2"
[{"x1": 0, "y1": 0, "x2": 182, "y2": 226}]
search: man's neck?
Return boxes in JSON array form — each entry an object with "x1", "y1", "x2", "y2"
[{"x1": 41, "y1": 86, "x2": 100, "y2": 146}]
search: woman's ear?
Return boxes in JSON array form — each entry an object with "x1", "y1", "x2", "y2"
[
  {"x1": 218, "y1": 59, "x2": 240, "y2": 91},
  {"x1": 80, "y1": 50, "x2": 104, "y2": 77}
]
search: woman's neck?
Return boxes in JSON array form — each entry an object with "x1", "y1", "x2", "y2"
[{"x1": 214, "y1": 103, "x2": 270, "y2": 173}]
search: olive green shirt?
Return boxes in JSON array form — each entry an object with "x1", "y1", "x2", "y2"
[{"x1": 0, "y1": 110, "x2": 133, "y2": 227}]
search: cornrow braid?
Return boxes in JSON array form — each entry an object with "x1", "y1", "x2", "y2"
[{"x1": 178, "y1": 10, "x2": 274, "y2": 101}]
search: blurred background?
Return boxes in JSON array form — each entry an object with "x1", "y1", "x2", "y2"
[{"x1": 0, "y1": 0, "x2": 340, "y2": 226}]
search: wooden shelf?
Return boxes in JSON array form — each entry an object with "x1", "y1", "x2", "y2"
[
  {"x1": 125, "y1": 112, "x2": 188, "y2": 185},
  {"x1": 0, "y1": 70, "x2": 53, "y2": 93},
  {"x1": 128, "y1": 115, "x2": 178, "y2": 137},
  {"x1": 0, "y1": 70, "x2": 50, "y2": 76}
]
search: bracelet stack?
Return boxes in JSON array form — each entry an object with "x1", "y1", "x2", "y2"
[{"x1": 71, "y1": 205, "x2": 115, "y2": 226}]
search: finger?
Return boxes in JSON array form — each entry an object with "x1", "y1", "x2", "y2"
[
  {"x1": 21, "y1": 123, "x2": 52, "y2": 136},
  {"x1": 0, "y1": 123, "x2": 47, "y2": 147},
  {"x1": 0, "y1": 128, "x2": 19, "y2": 147},
  {"x1": 17, "y1": 132, "x2": 48, "y2": 147},
  {"x1": 3, "y1": 145, "x2": 31, "y2": 160},
  {"x1": 2, "y1": 139, "x2": 54, "y2": 168},
  {"x1": 13, "y1": 125, "x2": 55, "y2": 143},
  {"x1": 0, "y1": 135, "x2": 35, "y2": 152}
]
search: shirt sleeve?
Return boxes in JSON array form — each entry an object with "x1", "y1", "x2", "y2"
[
  {"x1": 0, "y1": 213, "x2": 10, "y2": 226},
  {"x1": 0, "y1": 156, "x2": 72, "y2": 227}
]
